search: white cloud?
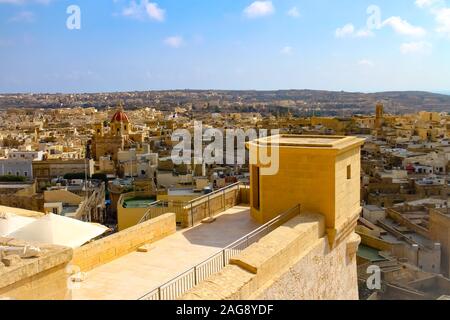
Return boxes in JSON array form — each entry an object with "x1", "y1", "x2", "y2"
[
  {"x1": 335, "y1": 24, "x2": 373, "y2": 38},
  {"x1": 0, "y1": 0, "x2": 51, "y2": 4},
  {"x1": 335, "y1": 23, "x2": 355, "y2": 38},
  {"x1": 355, "y1": 28, "x2": 375, "y2": 38},
  {"x1": 244, "y1": 1, "x2": 274, "y2": 19},
  {"x1": 434, "y1": 7, "x2": 450, "y2": 36},
  {"x1": 8, "y1": 11, "x2": 34, "y2": 23},
  {"x1": 280, "y1": 46, "x2": 293, "y2": 55},
  {"x1": 145, "y1": 2, "x2": 165, "y2": 21},
  {"x1": 287, "y1": 6, "x2": 300, "y2": 18},
  {"x1": 382, "y1": 16, "x2": 426, "y2": 37},
  {"x1": 400, "y1": 41, "x2": 432, "y2": 54},
  {"x1": 123, "y1": 1, "x2": 165, "y2": 22},
  {"x1": 357, "y1": 59, "x2": 374, "y2": 67},
  {"x1": 415, "y1": 0, "x2": 443, "y2": 8},
  {"x1": 164, "y1": 36, "x2": 183, "y2": 48},
  {"x1": 415, "y1": 0, "x2": 450, "y2": 37}
]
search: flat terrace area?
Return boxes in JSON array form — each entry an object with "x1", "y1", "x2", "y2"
[
  {"x1": 122, "y1": 196, "x2": 157, "y2": 208},
  {"x1": 250, "y1": 134, "x2": 365, "y2": 149},
  {"x1": 71, "y1": 205, "x2": 258, "y2": 300}
]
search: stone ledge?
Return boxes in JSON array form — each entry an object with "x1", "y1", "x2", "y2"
[
  {"x1": 230, "y1": 213, "x2": 325, "y2": 276},
  {"x1": 72, "y1": 212, "x2": 176, "y2": 272},
  {"x1": 180, "y1": 265, "x2": 255, "y2": 300},
  {"x1": 327, "y1": 208, "x2": 361, "y2": 249},
  {"x1": 0, "y1": 237, "x2": 72, "y2": 289},
  {"x1": 181, "y1": 212, "x2": 327, "y2": 300}
]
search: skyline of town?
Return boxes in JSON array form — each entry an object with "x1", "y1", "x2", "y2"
[
  {"x1": 1, "y1": 88, "x2": 450, "y2": 95},
  {"x1": 1, "y1": 104, "x2": 449, "y2": 301},
  {"x1": 1, "y1": 0, "x2": 450, "y2": 305}
]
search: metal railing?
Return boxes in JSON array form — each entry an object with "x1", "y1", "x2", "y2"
[
  {"x1": 186, "y1": 182, "x2": 241, "y2": 206},
  {"x1": 138, "y1": 204, "x2": 301, "y2": 300},
  {"x1": 138, "y1": 200, "x2": 186, "y2": 224},
  {"x1": 184, "y1": 182, "x2": 243, "y2": 227},
  {"x1": 138, "y1": 182, "x2": 246, "y2": 227}
]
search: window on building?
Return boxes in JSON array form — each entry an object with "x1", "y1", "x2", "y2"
[
  {"x1": 24, "y1": 171, "x2": 28, "y2": 177},
  {"x1": 251, "y1": 166, "x2": 260, "y2": 210},
  {"x1": 347, "y1": 165, "x2": 352, "y2": 180}
]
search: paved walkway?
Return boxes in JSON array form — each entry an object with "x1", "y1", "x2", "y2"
[{"x1": 71, "y1": 206, "x2": 258, "y2": 300}]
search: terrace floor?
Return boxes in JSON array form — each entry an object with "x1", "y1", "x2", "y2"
[{"x1": 71, "y1": 205, "x2": 258, "y2": 300}]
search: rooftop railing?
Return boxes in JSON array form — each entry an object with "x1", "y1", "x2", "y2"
[
  {"x1": 184, "y1": 182, "x2": 246, "y2": 227},
  {"x1": 138, "y1": 181, "x2": 249, "y2": 227},
  {"x1": 138, "y1": 203, "x2": 301, "y2": 300},
  {"x1": 138, "y1": 200, "x2": 186, "y2": 224}
]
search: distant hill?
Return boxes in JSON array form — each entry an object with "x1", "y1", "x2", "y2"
[
  {"x1": 0, "y1": 90, "x2": 449, "y2": 114},
  {"x1": 369, "y1": 91, "x2": 450, "y2": 111}
]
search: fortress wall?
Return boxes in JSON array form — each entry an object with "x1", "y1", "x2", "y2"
[
  {"x1": 181, "y1": 212, "x2": 360, "y2": 300},
  {"x1": 72, "y1": 212, "x2": 176, "y2": 272}
]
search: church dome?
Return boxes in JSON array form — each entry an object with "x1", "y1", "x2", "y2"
[{"x1": 111, "y1": 110, "x2": 130, "y2": 123}]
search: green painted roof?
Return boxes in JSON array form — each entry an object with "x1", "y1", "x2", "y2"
[{"x1": 357, "y1": 245, "x2": 387, "y2": 262}]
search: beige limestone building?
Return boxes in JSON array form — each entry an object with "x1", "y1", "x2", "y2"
[
  {"x1": 91, "y1": 108, "x2": 145, "y2": 162},
  {"x1": 1, "y1": 134, "x2": 365, "y2": 300}
]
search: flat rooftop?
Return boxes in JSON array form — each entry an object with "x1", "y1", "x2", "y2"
[
  {"x1": 249, "y1": 134, "x2": 365, "y2": 150},
  {"x1": 122, "y1": 197, "x2": 157, "y2": 208},
  {"x1": 381, "y1": 217, "x2": 435, "y2": 249},
  {"x1": 71, "y1": 205, "x2": 259, "y2": 300}
]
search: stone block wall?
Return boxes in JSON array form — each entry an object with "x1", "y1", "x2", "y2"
[
  {"x1": 0, "y1": 239, "x2": 73, "y2": 300},
  {"x1": 430, "y1": 209, "x2": 450, "y2": 277},
  {"x1": 72, "y1": 212, "x2": 176, "y2": 272},
  {"x1": 181, "y1": 212, "x2": 360, "y2": 300},
  {"x1": 0, "y1": 194, "x2": 43, "y2": 212}
]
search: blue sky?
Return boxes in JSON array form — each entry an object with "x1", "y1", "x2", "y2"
[{"x1": 1, "y1": 0, "x2": 450, "y2": 93}]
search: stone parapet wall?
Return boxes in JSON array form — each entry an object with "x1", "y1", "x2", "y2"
[
  {"x1": 72, "y1": 212, "x2": 176, "y2": 272},
  {"x1": 181, "y1": 212, "x2": 360, "y2": 300},
  {"x1": 0, "y1": 194, "x2": 44, "y2": 212},
  {"x1": 0, "y1": 238, "x2": 73, "y2": 300}
]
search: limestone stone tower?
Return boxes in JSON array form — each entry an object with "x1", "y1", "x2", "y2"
[
  {"x1": 247, "y1": 134, "x2": 365, "y2": 247},
  {"x1": 375, "y1": 102, "x2": 384, "y2": 130}
]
